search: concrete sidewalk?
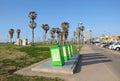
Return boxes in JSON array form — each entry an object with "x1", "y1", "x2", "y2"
[
  {"x1": 15, "y1": 45, "x2": 119, "y2": 81},
  {"x1": 70, "y1": 45, "x2": 119, "y2": 81}
]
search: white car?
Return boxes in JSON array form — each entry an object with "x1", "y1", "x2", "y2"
[
  {"x1": 112, "y1": 43, "x2": 120, "y2": 51},
  {"x1": 109, "y1": 42, "x2": 120, "y2": 50}
]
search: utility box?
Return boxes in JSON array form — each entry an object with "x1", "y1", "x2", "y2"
[
  {"x1": 22, "y1": 39, "x2": 28, "y2": 46},
  {"x1": 50, "y1": 45, "x2": 64, "y2": 66},
  {"x1": 62, "y1": 45, "x2": 69, "y2": 61},
  {"x1": 16, "y1": 39, "x2": 22, "y2": 45}
]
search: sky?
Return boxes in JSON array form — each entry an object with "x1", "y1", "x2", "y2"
[{"x1": 0, "y1": 0, "x2": 120, "y2": 42}]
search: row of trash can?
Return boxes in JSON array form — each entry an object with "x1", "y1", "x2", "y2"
[{"x1": 50, "y1": 43, "x2": 74, "y2": 66}]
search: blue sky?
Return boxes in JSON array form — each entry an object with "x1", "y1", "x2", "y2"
[{"x1": 0, "y1": 0, "x2": 120, "y2": 42}]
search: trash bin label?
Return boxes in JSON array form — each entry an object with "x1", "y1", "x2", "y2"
[{"x1": 51, "y1": 49, "x2": 60, "y2": 61}]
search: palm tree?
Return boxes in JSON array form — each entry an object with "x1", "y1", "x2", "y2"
[
  {"x1": 59, "y1": 31, "x2": 63, "y2": 44},
  {"x1": 61, "y1": 22, "x2": 69, "y2": 44},
  {"x1": 55, "y1": 28, "x2": 61, "y2": 43},
  {"x1": 77, "y1": 22, "x2": 85, "y2": 44},
  {"x1": 76, "y1": 27, "x2": 81, "y2": 44},
  {"x1": 80, "y1": 26, "x2": 85, "y2": 44},
  {"x1": 74, "y1": 31, "x2": 76, "y2": 43},
  {"x1": 29, "y1": 11, "x2": 37, "y2": 20},
  {"x1": 9, "y1": 28, "x2": 14, "y2": 43},
  {"x1": 80, "y1": 26, "x2": 85, "y2": 32},
  {"x1": 74, "y1": 31, "x2": 76, "y2": 37},
  {"x1": 41, "y1": 24, "x2": 49, "y2": 42},
  {"x1": 50, "y1": 28, "x2": 56, "y2": 43},
  {"x1": 16, "y1": 29, "x2": 21, "y2": 39},
  {"x1": 29, "y1": 11, "x2": 37, "y2": 45}
]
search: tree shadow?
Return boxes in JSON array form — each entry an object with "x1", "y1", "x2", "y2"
[
  {"x1": 82, "y1": 56, "x2": 108, "y2": 61},
  {"x1": 74, "y1": 53, "x2": 112, "y2": 74},
  {"x1": 82, "y1": 59, "x2": 112, "y2": 66},
  {"x1": 82, "y1": 53, "x2": 104, "y2": 57}
]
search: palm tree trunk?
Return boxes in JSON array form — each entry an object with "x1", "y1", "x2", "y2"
[
  {"x1": 10, "y1": 38, "x2": 12, "y2": 44},
  {"x1": 78, "y1": 36, "x2": 80, "y2": 44},
  {"x1": 57, "y1": 34, "x2": 59, "y2": 44},
  {"x1": 32, "y1": 29, "x2": 34, "y2": 45},
  {"x1": 17, "y1": 33, "x2": 19, "y2": 39},
  {"x1": 18, "y1": 33, "x2": 20, "y2": 39},
  {"x1": 45, "y1": 32, "x2": 46, "y2": 42},
  {"x1": 63, "y1": 32, "x2": 65, "y2": 45}
]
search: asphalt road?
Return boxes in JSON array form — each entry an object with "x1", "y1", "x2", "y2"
[{"x1": 90, "y1": 45, "x2": 120, "y2": 79}]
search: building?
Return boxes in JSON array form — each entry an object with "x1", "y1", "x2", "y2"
[
  {"x1": 101, "y1": 34, "x2": 120, "y2": 43},
  {"x1": 84, "y1": 30, "x2": 92, "y2": 43}
]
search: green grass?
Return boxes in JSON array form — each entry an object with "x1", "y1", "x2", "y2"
[
  {"x1": 0, "y1": 44, "x2": 64, "y2": 81},
  {"x1": 73, "y1": 44, "x2": 82, "y2": 54},
  {"x1": 18, "y1": 46, "x2": 50, "y2": 57},
  {"x1": 1, "y1": 75, "x2": 63, "y2": 81},
  {"x1": 0, "y1": 43, "x2": 82, "y2": 81}
]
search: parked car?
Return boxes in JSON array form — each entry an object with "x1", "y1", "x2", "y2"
[
  {"x1": 109, "y1": 42, "x2": 120, "y2": 50},
  {"x1": 112, "y1": 42, "x2": 120, "y2": 51},
  {"x1": 100, "y1": 42, "x2": 107, "y2": 47},
  {"x1": 95, "y1": 42, "x2": 101, "y2": 46},
  {"x1": 102, "y1": 42, "x2": 113, "y2": 48}
]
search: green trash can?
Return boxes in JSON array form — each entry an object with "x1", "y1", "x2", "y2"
[
  {"x1": 50, "y1": 45, "x2": 64, "y2": 66},
  {"x1": 62, "y1": 45, "x2": 69, "y2": 61},
  {"x1": 68, "y1": 44, "x2": 73, "y2": 57},
  {"x1": 66, "y1": 44, "x2": 72, "y2": 58},
  {"x1": 70, "y1": 44, "x2": 74, "y2": 56}
]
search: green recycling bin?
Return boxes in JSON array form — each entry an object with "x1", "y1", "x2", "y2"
[
  {"x1": 68, "y1": 44, "x2": 73, "y2": 57},
  {"x1": 66, "y1": 44, "x2": 72, "y2": 58},
  {"x1": 50, "y1": 45, "x2": 64, "y2": 66},
  {"x1": 62, "y1": 45, "x2": 69, "y2": 61},
  {"x1": 70, "y1": 44, "x2": 74, "y2": 56}
]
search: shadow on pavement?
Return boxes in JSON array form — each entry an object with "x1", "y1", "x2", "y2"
[
  {"x1": 82, "y1": 59, "x2": 112, "y2": 66},
  {"x1": 82, "y1": 53, "x2": 112, "y2": 66},
  {"x1": 74, "y1": 55, "x2": 82, "y2": 74},
  {"x1": 74, "y1": 53, "x2": 112, "y2": 74},
  {"x1": 82, "y1": 53, "x2": 104, "y2": 57}
]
